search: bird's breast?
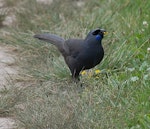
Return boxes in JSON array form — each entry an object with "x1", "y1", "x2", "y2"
[{"x1": 78, "y1": 46, "x2": 104, "y2": 69}]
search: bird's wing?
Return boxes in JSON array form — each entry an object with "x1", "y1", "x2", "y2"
[
  {"x1": 64, "y1": 39, "x2": 85, "y2": 77},
  {"x1": 65, "y1": 39, "x2": 84, "y2": 57}
]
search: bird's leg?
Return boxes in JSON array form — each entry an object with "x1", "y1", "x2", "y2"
[
  {"x1": 70, "y1": 70, "x2": 81, "y2": 85},
  {"x1": 72, "y1": 75, "x2": 80, "y2": 83}
]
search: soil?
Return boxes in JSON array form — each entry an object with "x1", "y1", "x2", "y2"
[{"x1": 0, "y1": 45, "x2": 18, "y2": 129}]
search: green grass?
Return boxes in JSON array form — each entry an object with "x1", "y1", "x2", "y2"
[{"x1": 0, "y1": 0, "x2": 150, "y2": 128}]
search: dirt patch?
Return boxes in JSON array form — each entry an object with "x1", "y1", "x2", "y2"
[
  {"x1": 0, "y1": 45, "x2": 19, "y2": 129},
  {"x1": 0, "y1": 118, "x2": 15, "y2": 129},
  {"x1": 0, "y1": 45, "x2": 18, "y2": 88}
]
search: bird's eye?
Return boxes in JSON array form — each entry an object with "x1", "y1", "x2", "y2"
[{"x1": 92, "y1": 29, "x2": 100, "y2": 35}]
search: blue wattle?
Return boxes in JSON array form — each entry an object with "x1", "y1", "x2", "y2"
[{"x1": 96, "y1": 35, "x2": 102, "y2": 41}]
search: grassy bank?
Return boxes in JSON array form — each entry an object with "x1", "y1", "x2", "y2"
[{"x1": 0, "y1": 0, "x2": 150, "y2": 128}]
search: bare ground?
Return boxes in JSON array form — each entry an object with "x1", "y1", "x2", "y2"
[{"x1": 0, "y1": 45, "x2": 18, "y2": 129}]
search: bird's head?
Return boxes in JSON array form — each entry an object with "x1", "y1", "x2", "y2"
[
  {"x1": 86, "y1": 28, "x2": 107, "y2": 42},
  {"x1": 92, "y1": 28, "x2": 107, "y2": 40}
]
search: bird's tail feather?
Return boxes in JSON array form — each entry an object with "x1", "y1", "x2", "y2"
[{"x1": 34, "y1": 33, "x2": 65, "y2": 49}]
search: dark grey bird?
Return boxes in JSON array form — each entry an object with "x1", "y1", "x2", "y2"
[{"x1": 34, "y1": 28, "x2": 106, "y2": 80}]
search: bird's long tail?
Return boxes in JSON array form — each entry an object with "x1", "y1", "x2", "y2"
[{"x1": 34, "y1": 33, "x2": 66, "y2": 53}]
